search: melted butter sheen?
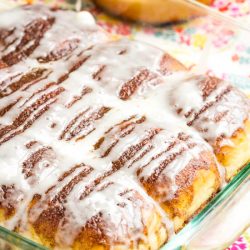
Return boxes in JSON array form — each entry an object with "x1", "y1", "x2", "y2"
[{"x1": 0, "y1": 5, "x2": 249, "y2": 249}]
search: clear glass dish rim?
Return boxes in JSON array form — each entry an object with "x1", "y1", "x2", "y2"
[
  {"x1": 161, "y1": 163, "x2": 250, "y2": 250},
  {"x1": 0, "y1": 163, "x2": 249, "y2": 250},
  {"x1": 182, "y1": 0, "x2": 250, "y2": 33}
]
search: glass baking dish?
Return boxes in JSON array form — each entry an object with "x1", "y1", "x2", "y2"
[
  {"x1": 0, "y1": 164, "x2": 249, "y2": 250},
  {"x1": 0, "y1": 0, "x2": 250, "y2": 249}
]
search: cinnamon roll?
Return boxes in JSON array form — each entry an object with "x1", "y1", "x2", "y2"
[
  {"x1": 94, "y1": 115, "x2": 221, "y2": 231},
  {"x1": 168, "y1": 75, "x2": 250, "y2": 180}
]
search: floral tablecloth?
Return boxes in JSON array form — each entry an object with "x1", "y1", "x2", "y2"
[{"x1": 1, "y1": 0, "x2": 250, "y2": 249}]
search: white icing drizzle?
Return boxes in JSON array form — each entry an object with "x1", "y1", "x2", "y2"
[
  {"x1": 0, "y1": 5, "x2": 248, "y2": 249},
  {"x1": 168, "y1": 74, "x2": 250, "y2": 147}
]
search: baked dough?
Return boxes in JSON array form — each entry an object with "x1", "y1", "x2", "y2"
[
  {"x1": 93, "y1": 0, "x2": 213, "y2": 24},
  {"x1": 168, "y1": 75, "x2": 250, "y2": 180}
]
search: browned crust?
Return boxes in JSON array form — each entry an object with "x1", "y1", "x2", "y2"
[
  {"x1": 216, "y1": 119, "x2": 250, "y2": 180},
  {"x1": 29, "y1": 165, "x2": 93, "y2": 248},
  {"x1": 142, "y1": 150, "x2": 220, "y2": 230},
  {"x1": 160, "y1": 53, "x2": 186, "y2": 75},
  {"x1": 0, "y1": 185, "x2": 23, "y2": 220}
]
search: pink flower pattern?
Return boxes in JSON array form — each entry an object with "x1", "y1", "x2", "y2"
[{"x1": 227, "y1": 236, "x2": 248, "y2": 250}]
